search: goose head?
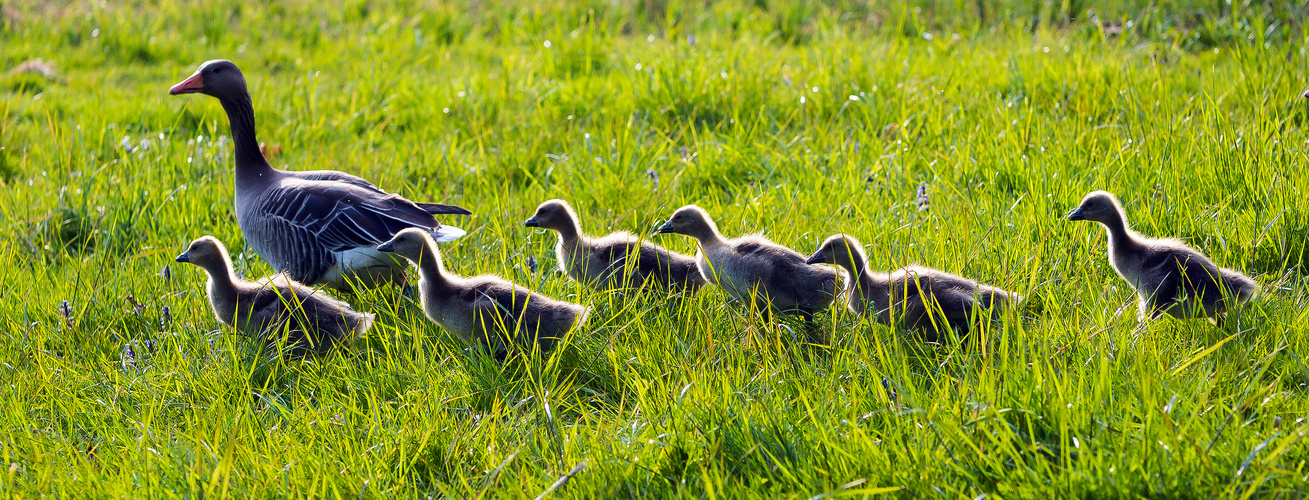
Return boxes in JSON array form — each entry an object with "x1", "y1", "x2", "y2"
[
  {"x1": 806, "y1": 234, "x2": 866, "y2": 269},
  {"x1": 376, "y1": 228, "x2": 435, "y2": 262},
  {"x1": 654, "y1": 205, "x2": 718, "y2": 240},
  {"x1": 175, "y1": 236, "x2": 231, "y2": 271},
  {"x1": 1067, "y1": 190, "x2": 1125, "y2": 224},
  {"x1": 524, "y1": 199, "x2": 579, "y2": 232},
  {"x1": 169, "y1": 60, "x2": 248, "y2": 100}
]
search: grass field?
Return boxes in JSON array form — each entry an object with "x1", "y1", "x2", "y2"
[{"x1": 2, "y1": 0, "x2": 1309, "y2": 497}]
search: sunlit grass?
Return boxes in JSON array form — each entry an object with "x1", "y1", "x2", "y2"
[{"x1": 1, "y1": 0, "x2": 1307, "y2": 497}]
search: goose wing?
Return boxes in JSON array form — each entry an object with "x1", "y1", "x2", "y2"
[
  {"x1": 1146, "y1": 250, "x2": 1225, "y2": 305},
  {"x1": 594, "y1": 238, "x2": 640, "y2": 271},
  {"x1": 290, "y1": 170, "x2": 471, "y2": 215},
  {"x1": 250, "y1": 180, "x2": 440, "y2": 281},
  {"x1": 471, "y1": 285, "x2": 531, "y2": 345},
  {"x1": 735, "y1": 240, "x2": 836, "y2": 307},
  {"x1": 290, "y1": 169, "x2": 384, "y2": 192}
]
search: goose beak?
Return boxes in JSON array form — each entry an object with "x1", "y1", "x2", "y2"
[
  {"x1": 804, "y1": 253, "x2": 823, "y2": 265},
  {"x1": 376, "y1": 241, "x2": 395, "y2": 253},
  {"x1": 169, "y1": 71, "x2": 205, "y2": 95},
  {"x1": 654, "y1": 221, "x2": 674, "y2": 235},
  {"x1": 1303, "y1": 89, "x2": 1309, "y2": 99},
  {"x1": 523, "y1": 216, "x2": 540, "y2": 228},
  {"x1": 1066, "y1": 207, "x2": 1086, "y2": 221},
  {"x1": 174, "y1": 252, "x2": 190, "y2": 263}
]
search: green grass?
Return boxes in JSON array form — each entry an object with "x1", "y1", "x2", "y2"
[{"x1": 2, "y1": 0, "x2": 1309, "y2": 497}]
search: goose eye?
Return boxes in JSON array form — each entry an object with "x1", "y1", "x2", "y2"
[{"x1": 213, "y1": 67, "x2": 222, "y2": 74}]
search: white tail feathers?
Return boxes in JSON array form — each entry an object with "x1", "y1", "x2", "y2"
[
  {"x1": 574, "y1": 306, "x2": 593, "y2": 329},
  {"x1": 431, "y1": 225, "x2": 467, "y2": 243},
  {"x1": 354, "y1": 312, "x2": 377, "y2": 339}
]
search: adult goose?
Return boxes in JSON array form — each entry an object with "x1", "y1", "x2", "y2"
[
  {"x1": 175, "y1": 236, "x2": 374, "y2": 353},
  {"x1": 654, "y1": 205, "x2": 841, "y2": 322},
  {"x1": 378, "y1": 228, "x2": 589, "y2": 353},
  {"x1": 1067, "y1": 190, "x2": 1257, "y2": 325},
  {"x1": 524, "y1": 199, "x2": 706, "y2": 292},
  {"x1": 806, "y1": 234, "x2": 1019, "y2": 339},
  {"x1": 169, "y1": 59, "x2": 470, "y2": 289}
]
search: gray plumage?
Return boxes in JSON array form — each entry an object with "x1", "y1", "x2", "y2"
[
  {"x1": 377, "y1": 228, "x2": 589, "y2": 352},
  {"x1": 524, "y1": 199, "x2": 706, "y2": 292},
  {"x1": 175, "y1": 236, "x2": 373, "y2": 353},
  {"x1": 655, "y1": 205, "x2": 841, "y2": 319},
  {"x1": 806, "y1": 234, "x2": 1019, "y2": 339},
  {"x1": 1067, "y1": 190, "x2": 1257, "y2": 324},
  {"x1": 169, "y1": 60, "x2": 470, "y2": 289}
]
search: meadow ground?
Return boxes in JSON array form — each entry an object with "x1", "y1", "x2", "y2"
[{"x1": 1, "y1": 1, "x2": 1308, "y2": 497}]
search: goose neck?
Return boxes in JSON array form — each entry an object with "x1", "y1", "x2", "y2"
[
  {"x1": 555, "y1": 223, "x2": 583, "y2": 247},
  {"x1": 839, "y1": 255, "x2": 875, "y2": 294},
  {"x1": 217, "y1": 91, "x2": 275, "y2": 182},
  {"x1": 694, "y1": 228, "x2": 728, "y2": 249},
  {"x1": 414, "y1": 243, "x2": 449, "y2": 287},
  {"x1": 1100, "y1": 212, "x2": 1137, "y2": 252},
  {"x1": 203, "y1": 261, "x2": 239, "y2": 298}
]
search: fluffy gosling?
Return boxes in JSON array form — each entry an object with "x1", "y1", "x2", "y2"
[
  {"x1": 175, "y1": 236, "x2": 373, "y2": 353},
  {"x1": 524, "y1": 199, "x2": 706, "y2": 292},
  {"x1": 807, "y1": 234, "x2": 1019, "y2": 339},
  {"x1": 377, "y1": 228, "x2": 589, "y2": 352},
  {"x1": 654, "y1": 205, "x2": 841, "y2": 321},
  {"x1": 1067, "y1": 190, "x2": 1257, "y2": 325}
]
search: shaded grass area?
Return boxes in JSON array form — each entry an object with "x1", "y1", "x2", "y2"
[{"x1": 1, "y1": 0, "x2": 1308, "y2": 497}]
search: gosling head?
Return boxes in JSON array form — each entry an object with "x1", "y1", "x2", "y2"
[
  {"x1": 1066, "y1": 190, "x2": 1125, "y2": 224},
  {"x1": 805, "y1": 234, "x2": 866, "y2": 269},
  {"x1": 523, "y1": 199, "x2": 580, "y2": 233},
  {"x1": 376, "y1": 228, "x2": 435, "y2": 262},
  {"x1": 169, "y1": 59, "x2": 248, "y2": 100},
  {"x1": 654, "y1": 205, "x2": 717, "y2": 240},
  {"x1": 175, "y1": 236, "x2": 231, "y2": 271}
]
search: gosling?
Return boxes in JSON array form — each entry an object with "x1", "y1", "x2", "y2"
[
  {"x1": 806, "y1": 234, "x2": 1019, "y2": 339},
  {"x1": 524, "y1": 199, "x2": 706, "y2": 292},
  {"x1": 654, "y1": 205, "x2": 841, "y2": 322},
  {"x1": 175, "y1": 236, "x2": 373, "y2": 353},
  {"x1": 377, "y1": 228, "x2": 589, "y2": 352},
  {"x1": 1067, "y1": 190, "x2": 1257, "y2": 325}
]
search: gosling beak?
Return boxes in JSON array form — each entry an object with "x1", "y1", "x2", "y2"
[
  {"x1": 523, "y1": 216, "x2": 540, "y2": 228},
  {"x1": 804, "y1": 253, "x2": 823, "y2": 265},
  {"x1": 1066, "y1": 207, "x2": 1086, "y2": 221},
  {"x1": 174, "y1": 252, "x2": 190, "y2": 263},
  {"x1": 168, "y1": 71, "x2": 205, "y2": 95},
  {"x1": 1303, "y1": 89, "x2": 1309, "y2": 99},
  {"x1": 376, "y1": 241, "x2": 395, "y2": 253},
  {"x1": 654, "y1": 221, "x2": 674, "y2": 235}
]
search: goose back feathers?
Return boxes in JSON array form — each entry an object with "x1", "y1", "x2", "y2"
[
  {"x1": 807, "y1": 234, "x2": 1019, "y2": 339},
  {"x1": 175, "y1": 236, "x2": 373, "y2": 353},
  {"x1": 525, "y1": 199, "x2": 706, "y2": 292},
  {"x1": 655, "y1": 205, "x2": 841, "y2": 318},
  {"x1": 170, "y1": 60, "x2": 470, "y2": 289},
  {"x1": 377, "y1": 228, "x2": 589, "y2": 352},
  {"x1": 1068, "y1": 190, "x2": 1257, "y2": 323}
]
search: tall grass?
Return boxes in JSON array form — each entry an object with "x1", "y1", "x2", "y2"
[{"x1": 1, "y1": 0, "x2": 1307, "y2": 497}]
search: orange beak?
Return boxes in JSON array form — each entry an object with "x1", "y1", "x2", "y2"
[{"x1": 169, "y1": 71, "x2": 205, "y2": 95}]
